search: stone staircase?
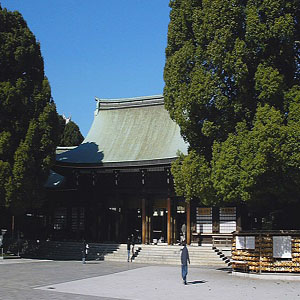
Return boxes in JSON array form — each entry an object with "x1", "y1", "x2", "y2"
[
  {"x1": 104, "y1": 244, "x2": 230, "y2": 266},
  {"x1": 22, "y1": 241, "x2": 230, "y2": 267},
  {"x1": 103, "y1": 244, "x2": 139, "y2": 262},
  {"x1": 130, "y1": 245, "x2": 229, "y2": 266}
]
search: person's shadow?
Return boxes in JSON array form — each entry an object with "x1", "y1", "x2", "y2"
[{"x1": 187, "y1": 280, "x2": 207, "y2": 285}]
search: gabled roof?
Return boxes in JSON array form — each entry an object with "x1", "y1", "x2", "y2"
[{"x1": 56, "y1": 95, "x2": 188, "y2": 167}]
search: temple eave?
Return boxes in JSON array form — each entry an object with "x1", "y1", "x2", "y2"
[{"x1": 54, "y1": 157, "x2": 176, "y2": 171}]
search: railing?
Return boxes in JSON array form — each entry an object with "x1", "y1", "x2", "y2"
[{"x1": 212, "y1": 235, "x2": 232, "y2": 248}]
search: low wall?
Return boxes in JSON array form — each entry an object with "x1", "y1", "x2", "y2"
[{"x1": 232, "y1": 231, "x2": 300, "y2": 273}]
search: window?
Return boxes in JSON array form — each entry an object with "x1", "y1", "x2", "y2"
[
  {"x1": 196, "y1": 207, "x2": 212, "y2": 233},
  {"x1": 219, "y1": 207, "x2": 236, "y2": 233}
]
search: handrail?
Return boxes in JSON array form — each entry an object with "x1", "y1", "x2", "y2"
[{"x1": 212, "y1": 235, "x2": 233, "y2": 248}]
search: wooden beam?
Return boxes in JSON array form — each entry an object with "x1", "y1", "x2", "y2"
[
  {"x1": 173, "y1": 217, "x2": 176, "y2": 244},
  {"x1": 167, "y1": 197, "x2": 172, "y2": 245},
  {"x1": 142, "y1": 198, "x2": 146, "y2": 244},
  {"x1": 186, "y1": 201, "x2": 191, "y2": 245},
  {"x1": 172, "y1": 197, "x2": 177, "y2": 244},
  {"x1": 148, "y1": 200, "x2": 152, "y2": 244}
]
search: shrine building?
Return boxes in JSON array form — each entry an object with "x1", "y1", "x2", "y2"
[{"x1": 46, "y1": 95, "x2": 242, "y2": 244}]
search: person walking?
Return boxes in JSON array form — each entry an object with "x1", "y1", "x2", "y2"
[
  {"x1": 127, "y1": 236, "x2": 131, "y2": 262},
  {"x1": 131, "y1": 234, "x2": 135, "y2": 262},
  {"x1": 82, "y1": 240, "x2": 89, "y2": 264},
  {"x1": 180, "y1": 241, "x2": 190, "y2": 285}
]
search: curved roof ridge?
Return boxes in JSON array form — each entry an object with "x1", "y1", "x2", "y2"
[
  {"x1": 95, "y1": 94, "x2": 164, "y2": 110},
  {"x1": 96, "y1": 94, "x2": 163, "y2": 102}
]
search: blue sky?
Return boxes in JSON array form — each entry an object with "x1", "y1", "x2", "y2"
[{"x1": 1, "y1": 0, "x2": 171, "y2": 137}]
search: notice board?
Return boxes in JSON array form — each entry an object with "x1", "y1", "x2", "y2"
[{"x1": 273, "y1": 236, "x2": 292, "y2": 259}]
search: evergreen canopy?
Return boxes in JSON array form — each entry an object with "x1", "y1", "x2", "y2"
[
  {"x1": 58, "y1": 116, "x2": 84, "y2": 147},
  {"x1": 164, "y1": 0, "x2": 300, "y2": 207},
  {"x1": 0, "y1": 6, "x2": 60, "y2": 214}
]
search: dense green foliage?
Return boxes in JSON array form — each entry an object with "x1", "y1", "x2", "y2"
[
  {"x1": 165, "y1": 0, "x2": 300, "y2": 208},
  {"x1": 58, "y1": 116, "x2": 84, "y2": 147},
  {"x1": 0, "y1": 6, "x2": 60, "y2": 214}
]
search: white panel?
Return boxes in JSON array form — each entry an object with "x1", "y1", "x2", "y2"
[
  {"x1": 273, "y1": 236, "x2": 292, "y2": 259},
  {"x1": 246, "y1": 236, "x2": 255, "y2": 249},
  {"x1": 219, "y1": 207, "x2": 236, "y2": 233},
  {"x1": 236, "y1": 236, "x2": 245, "y2": 249},
  {"x1": 236, "y1": 236, "x2": 255, "y2": 250},
  {"x1": 220, "y1": 221, "x2": 236, "y2": 233},
  {"x1": 196, "y1": 207, "x2": 213, "y2": 233}
]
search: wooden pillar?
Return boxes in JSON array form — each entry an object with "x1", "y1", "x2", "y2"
[
  {"x1": 173, "y1": 217, "x2": 176, "y2": 244},
  {"x1": 172, "y1": 198, "x2": 177, "y2": 244},
  {"x1": 148, "y1": 200, "x2": 152, "y2": 244},
  {"x1": 145, "y1": 215, "x2": 149, "y2": 243},
  {"x1": 167, "y1": 197, "x2": 172, "y2": 245},
  {"x1": 142, "y1": 198, "x2": 146, "y2": 244},
  {"x1": 186, "y1": 201, "x2": 191, "y2": 245}
]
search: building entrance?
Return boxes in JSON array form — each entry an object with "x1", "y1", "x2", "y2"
[{"x1": 152, "y1": 208, "x2": 167, "y2": 243}]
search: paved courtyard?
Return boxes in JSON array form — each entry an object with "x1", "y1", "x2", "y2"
[{"x1": 0, "y1": 259, "x2": 300, "y2": 300}]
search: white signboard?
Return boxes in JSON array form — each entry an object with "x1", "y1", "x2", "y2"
[
  {"x1": 246, "y1": 236, "x2": 255, "y2": 249},
  {"x1": 273, "y1": 236, "x2": 292, "y2": 259},
  {"x1": 236, "y1": 236, "x2": 255, "y2": 250},
  {"x1": 236, "y1": 236, "x2": 245, "y2": 249}
]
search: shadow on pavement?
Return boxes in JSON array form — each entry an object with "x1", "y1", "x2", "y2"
[
  {"x1": 188, "y1": 280, "x2": 207, "y2": 285},
  {"x1": 216, "y1": 267, "x2": 232, "y2": 273}
]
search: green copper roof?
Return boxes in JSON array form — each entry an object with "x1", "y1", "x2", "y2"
[{"x1": 57, "y1": 95, "x2": 188, "y2": 166}]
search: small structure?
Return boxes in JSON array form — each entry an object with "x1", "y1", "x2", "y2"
[{"x1": 232, "y1": 231, "x2": 300, "y2": 273}]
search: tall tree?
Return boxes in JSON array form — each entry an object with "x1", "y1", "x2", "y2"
[
  {"x1": 164, "y1": 0, "x2": 300, "y2": 207},
  {"x1": 58, "y1": 116, "x2": 84, "y2": 147},
  {"x1": 0, "y1": 6, "x2": 60, "y2": 214}
]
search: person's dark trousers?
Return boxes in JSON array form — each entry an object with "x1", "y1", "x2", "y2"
[{"x1": 181, "y1": 264, "x2": 188, "y2": 284}]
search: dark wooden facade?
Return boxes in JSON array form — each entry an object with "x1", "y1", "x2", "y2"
[{"x1": 46, "y1": 162, "x2": 189, "y2": 244}]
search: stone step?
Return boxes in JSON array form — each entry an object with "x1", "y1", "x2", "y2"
[
  {"x1": 136, "y1": 251, "x2": 219, "y2": 255},
  {"x1": 133, "y1": 257, "x2": 223, "y2": 262},
  {"x1": 104, "y1": 252, "x2": 220, "y2": 258},
  {"x1": 22, "y1": 241, "x2": 230, "y2": 266},
  {"x1": 104, "y1": 255, "x2": 225, "y2": 263},
  {"x1": 138, "y1": 249, "x2": 216, "y2": 253},
  {"x1": 132, "y1": 253, "x2": 221, "y2": 258},
  {"x1": 131, "y1": 246, "x2": 229, "y2": 266},
  {"x1": 145, "y1": 252, "x2": 219, "y2": 255},
  {"x1": 128, "y1": 259, "x2": 226, "y2": 265},
  {"x1": 139, "y1": 248, "x2": 215, "y2": 251},
  {"x1": 134, "y1": 257, "x2": 224, "y2": 261}
]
